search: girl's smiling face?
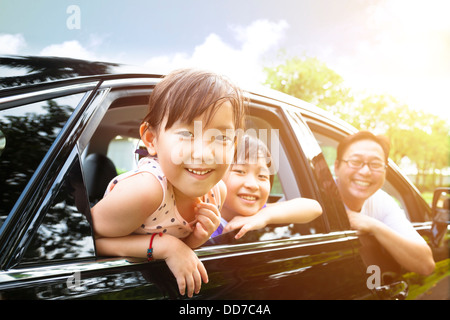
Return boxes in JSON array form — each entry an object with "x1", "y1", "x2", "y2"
[
  {"x1": 142, "y1": 100, "x2": 236, "y2": 200},
  {"x1": 221, "y1": 157, "x2": 271, "y2": 221}
]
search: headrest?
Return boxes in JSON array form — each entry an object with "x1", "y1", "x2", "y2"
[{"x1": 83, "y1": 153, "x2": 117, "y2": 203}]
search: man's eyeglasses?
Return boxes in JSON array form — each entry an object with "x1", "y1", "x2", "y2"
[{"x1": 341, "y1": 159, "x2": 387, "y2": 172}]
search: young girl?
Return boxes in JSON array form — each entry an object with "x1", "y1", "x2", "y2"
[
  {"x1": 214, "y1": 135, "x2": 322, "y2": 239},
  {"x1": 91, "y1": 68, "x2": 247, "y2": 297}
]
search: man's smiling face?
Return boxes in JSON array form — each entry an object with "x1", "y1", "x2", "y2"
[{"x1": 334, "y1": 139, "x2": 387, "y2": 212}]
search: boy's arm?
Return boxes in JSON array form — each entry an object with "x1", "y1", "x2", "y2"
[
  {"x1": 224, "y1": 198, "x2": 322, "y2": 239},
  {"x1": 263, "y1": 198, "x2": 322, "y2": 225}
]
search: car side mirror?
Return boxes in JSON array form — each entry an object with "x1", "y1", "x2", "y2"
[{"x1": 430, "y1": 187, "x2": 450, "y2": 247}]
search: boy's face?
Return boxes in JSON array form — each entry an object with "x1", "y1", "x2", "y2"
[
  {"x1": 222, "y1": 157, "x2": 271, "y2": 220},
  {"x1": 142, "y1": 101, "x2": 236, "y2": 199}
]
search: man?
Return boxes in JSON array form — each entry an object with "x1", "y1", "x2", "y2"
[{"x1": 334, "y1": 131, "x2": 435, "y2": 275}]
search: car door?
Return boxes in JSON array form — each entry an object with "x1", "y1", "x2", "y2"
[
  {"x1": 0, "y1": 79, "x2": 377, "y2": 300},
  {"x1": 0, "y1": 78, "x2": 188, "y2": 300},
  {"x1": 304, "y1": 113, "x2": 449, "y2": 300},
  {"x1": 0, "y1": 83, "x2": 103, "y2": 297},
  {"x1": 77, "y1": 83, "x2": 373, "y2": 300},
  {"x1": 192, "y1": 99, "x2": 374, "y2": 299},
  {"x1": 0, "y1": 77, "x2": 186, "y2": 300}
]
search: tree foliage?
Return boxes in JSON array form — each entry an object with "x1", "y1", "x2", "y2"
[
  {"x1": 264, "y1": 55, "x2": 449, "y2": 191},
  {"x1": 264, "y1": 56, "x2": 353, "y2": 109}
]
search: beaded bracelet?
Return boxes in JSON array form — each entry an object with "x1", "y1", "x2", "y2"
[{"x1": 147, "y1": 232, "x2": 163, "y2": 262}]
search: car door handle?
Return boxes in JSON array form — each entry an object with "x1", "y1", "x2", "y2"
[{"x1": 374, "y1": 280, "x2": 409, "y2": 300}]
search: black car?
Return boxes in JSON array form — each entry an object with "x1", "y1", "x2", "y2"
[{"x1": 0, "y1": 56, "x2": 448, "y2": 301}]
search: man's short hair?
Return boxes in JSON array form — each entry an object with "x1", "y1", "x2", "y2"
[{"x1": 336, "y1": 131, "x2": 391, "y2": 163}]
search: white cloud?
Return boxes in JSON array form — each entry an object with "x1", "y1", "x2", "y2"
[
  {"x1": 231, "y1": 19, "x2": 289, "y2": 56},
  {"x1": 0, "y1": 33, "x2": 26, "y2": 54},
  {"x1": 143, "y1": 19, "x2": 289, "y2": 86},
  {"x1": 39, "y1": 40, "x2": 97, "y2": 60},
  {"x1": 31, "y1": 20, "x2": 288, "y2": 87}
]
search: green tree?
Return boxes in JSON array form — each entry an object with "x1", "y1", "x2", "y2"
[
  {"x1": 264, "y1": 55, "x2": 353, "y2": 111},
  {"x1": 263, "y1": 55, "x2": 450, "y2": 191},
  {"x1": 350, "y1": 94, "x2": 449, "y2": 190}
]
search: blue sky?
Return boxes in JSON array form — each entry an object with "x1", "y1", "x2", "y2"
[{"x1": 1, "y1": 0, "x2": 449, "y2": 122}]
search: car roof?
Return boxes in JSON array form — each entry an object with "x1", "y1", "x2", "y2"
[{"x1": 0, "y1": 55, "x2": 160, "y2": 92}]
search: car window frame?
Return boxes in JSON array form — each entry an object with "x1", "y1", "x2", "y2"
[
  {"x1": 283, "y1": 108, "x2": 350, "y2": 232},
  {"x1": 81, "y1": 87, "x2": 339, "y2": 246},
  {"x1": 0, "y1": 82, "x2": 102, "y2": 270},
  {"x1": 18, "y1": 147, "x2": 96, "y2": 266}
]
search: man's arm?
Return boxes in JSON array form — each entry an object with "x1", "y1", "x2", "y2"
[{"x1": 347, "y1": 210, "x2": 435, "y2": 275}]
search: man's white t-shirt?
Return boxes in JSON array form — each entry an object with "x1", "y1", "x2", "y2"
[{"x1": 360, "y1": 189, "x2": 425, "y2": 244}]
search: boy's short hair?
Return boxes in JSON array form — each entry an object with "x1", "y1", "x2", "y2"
[
  {"x1": 143, "y1": 68, "x2": 247, "y2": 132},
  {"x1": 235, "y1": 134, "x2": 274, "y2": 187},
  {"x1": 235, "y1": 134, "x2": 272, "y2": 165},
  {"x1": 336, "y1": 131, "x2": 391, "y2": 163}
]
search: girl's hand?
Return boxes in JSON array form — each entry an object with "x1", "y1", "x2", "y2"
[
  {"x1": 186, "y1": 202, "x2": 221, "y2": 247},
  {"x1": 159, "y1": 235, "x2": 208, "y2": 298},
  {"x1": 223, "y1": 214, "x2": 268, "y2": 239}
]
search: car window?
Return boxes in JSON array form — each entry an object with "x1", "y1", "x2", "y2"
[
  {"x1": 20, "y1": 152, "x2": 95, "y2": 264},
  {"x1": 107, "y1": 135, "x2": 141, "y2": 173},
  {"x1": 207, "y1": 109, "x2": 327, "y2": 243},
  {"x1": 85, "y1": 98, "x2": 327, "y2": 247},
  {"x1": 0, "y1": 93, "x2": 85, "y2": 229}
]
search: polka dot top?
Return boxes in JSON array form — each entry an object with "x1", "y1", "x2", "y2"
[{"x1": 104, "y1": 156, "x2": 221, "y2": 239}]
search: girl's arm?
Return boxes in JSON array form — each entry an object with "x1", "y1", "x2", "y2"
[
  {"x1": 224, "y1": 198, "x2": 323, "y2": 239},
  {"x1": 96, "y1": 234, "x2": 208, "y2": 297},
  {"x1": 92, "y1": 173, "x2": 209, "y2": 297},
  {"x1": 91, "y1": 172, "x2": 163, "y2": 238}
]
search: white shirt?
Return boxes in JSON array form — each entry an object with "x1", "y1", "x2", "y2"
[{"x1": 360, "y1": 189, "x2": 425, "y2": 243}]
